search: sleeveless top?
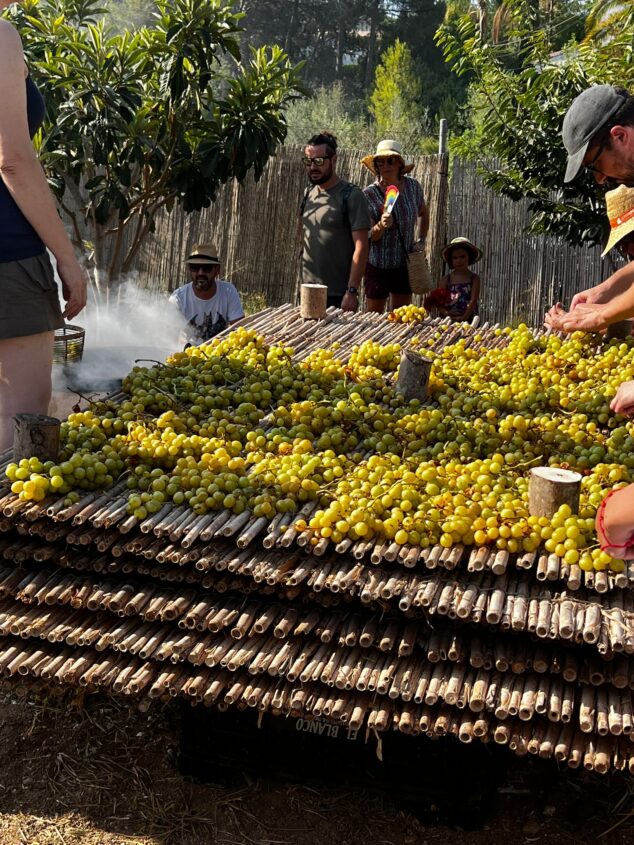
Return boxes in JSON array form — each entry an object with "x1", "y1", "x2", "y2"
[
  {"x1": 0, "y1": 75, "x2": 46, "y2": 262},
  {"x1": 445, "y1": 272, "x2": 478, "y2": 315}
]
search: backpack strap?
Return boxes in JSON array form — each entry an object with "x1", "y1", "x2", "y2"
[{"x1": 299, "y1": 184, "x2": 312, "y2": 216}]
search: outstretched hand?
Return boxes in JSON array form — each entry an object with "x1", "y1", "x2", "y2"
[
  {"x1": 545, "y1": 302, "x2": 610, "y2": 333},
  {"x1": 611, "y1": 380, "x2": 634, "y2": 416}
]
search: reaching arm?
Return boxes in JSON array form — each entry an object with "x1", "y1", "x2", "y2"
[
  {"x1": 417, "y1": 204, "x2": 429, "y2": 241},
  {"x1": 0, "y1": 21, "x2": 86, "y2": 319},
  {"x1": 545, "y1": 263, "x2": 634, "y2": 331}
]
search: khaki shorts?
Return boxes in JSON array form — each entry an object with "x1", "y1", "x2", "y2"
[{"x1": 0, "y1": 253, "x2": 64, "y2": 340}]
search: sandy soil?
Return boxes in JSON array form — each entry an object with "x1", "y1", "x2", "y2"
[{"x1": 0, "y1": 684, "x2": 632, "y2": 845}]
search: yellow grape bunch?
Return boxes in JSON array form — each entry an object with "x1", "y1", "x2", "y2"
[{"x1": 388, "y1": 304, "x2": 428, "y2": 323}]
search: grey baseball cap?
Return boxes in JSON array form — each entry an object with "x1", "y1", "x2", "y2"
[{"x1": 562, "y1": 84, "x2": 627, "y2": 182}]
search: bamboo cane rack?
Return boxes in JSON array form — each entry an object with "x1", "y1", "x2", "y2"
[{"x1": 0, "y1": 307, "x2": 632, "y2": 774}]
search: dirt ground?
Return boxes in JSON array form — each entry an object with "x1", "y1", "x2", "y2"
[{"x1": 0, "y1": 684, "x2": 632, "y2": 845}]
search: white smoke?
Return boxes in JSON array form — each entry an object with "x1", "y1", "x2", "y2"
[{"x1": 51, "y1": 268, "x2": 189, "y2": 404}]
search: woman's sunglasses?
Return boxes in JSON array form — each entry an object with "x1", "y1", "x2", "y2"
[{"x1": 374, "y1": 156, "x2": 397, "y2": 167}]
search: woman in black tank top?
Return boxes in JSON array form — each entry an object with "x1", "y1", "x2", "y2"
[{"x1": 0, "y1": 3, "x2": 87, "y2": 450}]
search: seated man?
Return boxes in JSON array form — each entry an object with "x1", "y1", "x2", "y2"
[{"x1": 169, "y1": 241, "x2": 244, "y2": 346}]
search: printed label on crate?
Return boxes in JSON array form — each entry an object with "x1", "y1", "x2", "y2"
[{"x1": 293, "y1": 717, "x2": 360, "y2": 742}]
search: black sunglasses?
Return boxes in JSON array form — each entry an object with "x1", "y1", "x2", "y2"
[
  {"x1": 189, "y1": 263, "x2": 215, "y2": 272},
  {"x1": 302, "y1": 155, "x2": 332, "y2": 167},
  {"x1": 584, "y1": 135, "x2": 611, "y2": 174},
  {"x1": 374, "y1": 156, "x2": 397, "y2": 167}
]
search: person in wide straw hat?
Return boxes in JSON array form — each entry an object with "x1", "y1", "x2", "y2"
[
  {"x1": 602, "y1": 184, "x2": 634, "y2": 260},
  {"x1": 546, "y1": 183, "x2": 634, "y2": 335},
  {"x1": 431, "y1": 237, "x2": 482, "y2": 322},
  {"x1": 169, "y1": 240, "x2": 244, "y2": 346},
  {"x1": 360, "y1": 140, "x2": 430, "y2": 312}
]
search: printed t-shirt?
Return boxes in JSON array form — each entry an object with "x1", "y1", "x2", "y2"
[{"x1": 169, "y1": 280, "x2": 244, "y2": 345}]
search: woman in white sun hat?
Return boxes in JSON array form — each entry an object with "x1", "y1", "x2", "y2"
[{"x1": 361, "y1": 140, "x2": 429, "y2": 313}]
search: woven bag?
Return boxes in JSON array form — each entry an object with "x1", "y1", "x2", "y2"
[{"x1": 406, "y1": 250, "x2": 433, "y2": 295}]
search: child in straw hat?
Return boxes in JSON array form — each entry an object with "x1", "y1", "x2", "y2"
[{"x1": 436, "y1": 237, "x2": 482, "y2": 321}]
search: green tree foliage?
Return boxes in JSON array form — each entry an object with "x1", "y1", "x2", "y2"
[
  {"x1": 6, "y1": 0, "x2": 304, "y2": 294},
  {"x1": 369, "y1": 39, "x2": 431, "y2": 149},
  {"x1": 584, "y1": 0, "x2": 634, "y2": 44},
  {"x1": 436, "y1": 0, "x2": 631, "y2": 249},
  {"x1": 283, "y1": 81, "x2": 376, "y2": 150}
]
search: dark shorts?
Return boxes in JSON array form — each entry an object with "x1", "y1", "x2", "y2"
[
  {"x1": 0, "y1": 253, "x2": 64, "y2": 340},
  {"x1": 364, "y1": 262, "x2": 411, "y2": 300}
]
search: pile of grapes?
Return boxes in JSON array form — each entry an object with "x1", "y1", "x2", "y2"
[{"x1": 6, "y1": 324, "x2": 634, "y2": 572}]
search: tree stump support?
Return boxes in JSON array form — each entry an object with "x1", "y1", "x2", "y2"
[
  {"x1": 300, "y1": 284, "x2": 327, "y2": 320},
  {"x1": 528, "y1": 467, "x2": 581, "y2": 518},
  {"x1": 13, "y1": 414, "x2": 61, "y2": 462},
  {"x1": 396, "y1": 350, "x2": 433, "y2": 402}
]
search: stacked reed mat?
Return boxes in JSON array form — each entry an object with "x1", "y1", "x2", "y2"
[{"x1": 0, "y1": 307, "x2": 632, "y2": 775}]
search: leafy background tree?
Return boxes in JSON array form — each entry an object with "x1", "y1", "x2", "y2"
[
  {"x1": 6, "y1": 0, "x2": 304, "y2": 297},
  {"x1": 436, "y1": 0, "x2": 631, "y2": 249}
]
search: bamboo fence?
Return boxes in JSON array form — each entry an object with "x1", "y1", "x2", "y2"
[
  {"x1": 133, "y1": 145, "x2": 449, "y2": 305},
  {"x1": 448, "y1": 159, "x2": 621, "y2": 326},
  {"x1": 0, "y1": 311, "x2": 633, "y2": 773}
]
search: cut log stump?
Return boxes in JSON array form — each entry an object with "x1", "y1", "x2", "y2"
[
  {"x1": 528, "y1": 467, "x2": 582, "y2": 518},
  {"x1": 13, "y1": 413, "x2": 60, "y2": 462}
]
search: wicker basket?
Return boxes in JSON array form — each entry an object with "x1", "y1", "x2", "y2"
[
  {"x1": 407, "y1": 251, "x2": 433, "y2": 295},
  {"x1": 53, "y1": 324, "x2": 85, "y2": 365}
]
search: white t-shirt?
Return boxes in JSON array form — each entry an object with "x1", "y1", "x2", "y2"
[{"x1": 169, "y1": 280, "x2": 244, "y2": 345}]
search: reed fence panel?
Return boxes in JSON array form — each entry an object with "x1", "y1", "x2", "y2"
[
  {"x1": 448, "y1": 159, "x2": 619, "y2": 325},
  {"x1": 134, "y1": 145, "x2": 448, "y2": 305}
]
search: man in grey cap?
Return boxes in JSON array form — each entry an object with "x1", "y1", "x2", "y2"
[
  {"x1": 546, "y1": 85, "x2": 634, "y2": 332},
  {"x1": 563, "y1": 84, "x2": 634, "y2": 187}
]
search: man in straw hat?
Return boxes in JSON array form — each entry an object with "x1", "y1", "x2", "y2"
[
  {"x1": 300, "y1": 131, "x2": 370, "y2": 312},
  {"x1": 169, "y1": 241, "x2": 244, "y2": 346}
]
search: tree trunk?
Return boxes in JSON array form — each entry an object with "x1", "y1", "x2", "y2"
[
  {"x1": 285, "y1": 0, "x2": 300, "y2": 55},
  {"x1": 364, "y1": 0, "x2": 380, "y2": 90}
]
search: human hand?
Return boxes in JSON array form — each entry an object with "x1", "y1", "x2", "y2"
[
  {"x1": 570, "y1": 286, "x2": 607, "y2": 310},
  {"x1": 610, "y1": 381, "x2": 634, "y2": 416},
  {"x1": 380, "y1": 212, "x2": 393, "y2": 230},
  {"x1": 57, "y1": 257, "x2": 87, "y2": 321},
  {"x1": 596, "y1": 486, "x2": 634, "y2": 560},
  {"x1": 341, "y1": 291, "x2": 359, "y2": 313},
  {"x1": 545, "y1": 302, "x2": 609, "y2": 333}
]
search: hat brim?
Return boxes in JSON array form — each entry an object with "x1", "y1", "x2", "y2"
[
  {"x1": 361, "y1": 153, "x2": 415, "y2": 176},
  {"x1": 564, "y1": 143, "x2": 589, "y2": 183},
  {"x1": 602, "y1": 217, "x2": 634, "y2": 257},
  {"x1": 442, "y1": 243, "x2": 482, "y2": 264},
  {"x1": 186, "y1": 256, "x2": 220, "y2": 265}
]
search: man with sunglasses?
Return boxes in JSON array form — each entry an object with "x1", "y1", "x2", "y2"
[
  {"x1": 546, "y1": 85, "x2": 634, "y2": 333},
  {"x1": 169, "y1": 241, "x2": 244, "y2": 346},
  {"x1": 300, "y1": 131, "x2": 370, "y2": 311}
]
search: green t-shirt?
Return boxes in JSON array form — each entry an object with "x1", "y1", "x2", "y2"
[{"x1": 301, "y1": 180, "x2": 370, "y2": 297}]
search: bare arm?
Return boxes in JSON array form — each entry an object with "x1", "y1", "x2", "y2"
[
  {"x1": 417, "y1": 204, "x2": 429, "y2": 241},
  {"x1": 341, "y1": 228, "x2": 369, "y2": 312},
  {"x1": 0, "y1": 21, "x2": 85, "y2": 318},
  {"x1": 462, "y1": 274, "x2": 480, "y2": 319}
]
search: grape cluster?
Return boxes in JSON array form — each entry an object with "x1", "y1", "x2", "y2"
[{"x1": 7, "y1": 323, "x2": 634, "y2": 571}]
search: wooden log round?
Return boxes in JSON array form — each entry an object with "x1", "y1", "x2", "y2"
[
  {"x1": 395, "y1": 350, "x2": 433, "y2": 402},
  {"x1": 13, "y1": 414, "x2": 60, "y2": 462},
  {"x1": 300, "y1": 284, "x2": 327, "y2": 320},
  {"x1": 528, "y1": 467, "x2": 582, "y2": 518}
]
